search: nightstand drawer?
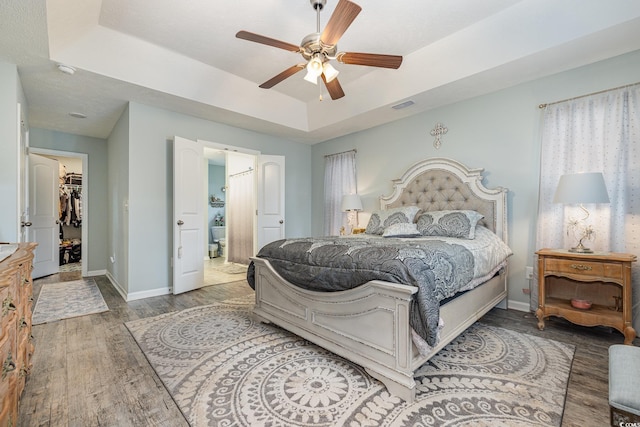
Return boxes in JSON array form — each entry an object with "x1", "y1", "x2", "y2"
[{"x1": 543, "y1": 258, "x2": 623, "y2": 280}]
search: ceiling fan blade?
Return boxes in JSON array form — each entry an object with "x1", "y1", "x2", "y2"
[
  {"x1": 320, "y1": 0, "x2": 362, "y2": 46},
  {"x1": 337, "y1": 52, "x2": 402, "y2": 69},
  {"x1": 259, "y1": 64, "x2": 305, "y2": 89},
  {"x1": 236, "y1": 30, "x2": 300, "y2": 52},
  {"x1": 321, "y1": 74, "x2": 345, "y2": 100}
]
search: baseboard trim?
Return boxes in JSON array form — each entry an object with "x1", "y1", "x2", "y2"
[
  {"x1": 104, "y1": 271, "x2": 172, "y2": 301},
  {"x1": 507, "y1": 299, "x2": 531, "y2": 312},
  {"x1": 105, "y1": 271, "x2": 127, "y2": 301},
  {"x1": 86, "y1": 269, "x2": 107, "y2": 277},
  {"x1": 126, "y1": 287, "x2": 172, "y2": 301}
]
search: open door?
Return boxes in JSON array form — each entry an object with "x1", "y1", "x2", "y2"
[
  {"x1": 257, "y1": 155, "x2": 285, "y2": 250},
  {"x1": 28, "y1": 154, "x2": 59, "y2": 278},
  {"x1": 173, "y1": 136, "x2": 204, "y2": 294}
]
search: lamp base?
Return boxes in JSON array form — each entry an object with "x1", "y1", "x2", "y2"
[{"x1": 568, "y1": 242, "x2": 593, "y2": 253}]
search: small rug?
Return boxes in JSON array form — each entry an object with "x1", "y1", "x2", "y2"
[
  {"x1": 59, "y1": 261, "x2": 82, "y2": 273},
  {"x1": 213, "y1": 262, "x2": 248, "y2": 275},
  {"x1": 126, "y1": 302, "x2": 575, "y2": 427},
  {"x1": 33, "y1": 278, "x2": 109, "y2": 325}
]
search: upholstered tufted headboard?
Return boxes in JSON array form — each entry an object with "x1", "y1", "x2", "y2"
[{"x1": 380, "y1": 158, "x2": 508, "y2": 243}]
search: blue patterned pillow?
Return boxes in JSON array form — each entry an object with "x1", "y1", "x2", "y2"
[
  {"x1": 365, "y1": 206, "x2": 420, "y2": 235},
  {"x1": 415, "y1": 210, "x2": 484, "y2": 239}
]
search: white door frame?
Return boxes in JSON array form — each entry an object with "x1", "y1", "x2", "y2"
[{"x1": 28, "y1": 148, "x2": 89, "y2": 278}]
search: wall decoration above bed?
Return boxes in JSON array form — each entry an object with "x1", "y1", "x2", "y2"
[
  {"x1": 248, "y1": 157, "x2": 510, "y2": 403},
  {"x1": 430, "y1": 122, "x2": 448, "y2": 149}
]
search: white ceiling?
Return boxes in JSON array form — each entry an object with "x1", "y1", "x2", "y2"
[{"x1": 2, "y1": 0, "x2": 640, "y2": 144}]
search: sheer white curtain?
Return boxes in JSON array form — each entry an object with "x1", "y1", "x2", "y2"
[
  {"x1": 324, "y1": 150, "x2": 357, "y2": 236},
  {"x1": 228, "y1": 169, "x2": 254, "y2": 264},
  {"x1": 534, "y1": 84, "x2": 640, "y2": 333}
]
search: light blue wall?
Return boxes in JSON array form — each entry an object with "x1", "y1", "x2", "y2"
[
  {"x1": 29, "y1": 129, "x2": 109, "y2": 274},
  {"x1": 124, "y1": 102, "x2": 312, "y2": 295},
  {"x1": 208, "y1": 164, "x2": 225, "y2": 242},
  {"x1": 0, "y1": 61, "x2": 23, "y2": 242},
  {"x1": 311, "y1": 50, "x2": 640, "y2": 309},
  {"x1": 107, "y1": 104, "x2": 130, "y2": 293}
]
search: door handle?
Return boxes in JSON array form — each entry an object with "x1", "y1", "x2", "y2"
[
  {"x1": 21, "y1": 221, "x2": 32, "y2": 227},
  {"x1": 177, "y1": 220, "x2": 184, "y2": 226},
  {"x1": 279, "y1": 220, "x2": 284, "y2": 224}
]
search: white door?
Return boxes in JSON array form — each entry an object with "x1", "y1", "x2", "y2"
[
  {"x1": 28, "y1": 154, "x2": 59, "y2": 278},
  {"x1": 257, "y1": 155, "x2": 285, "y2": 250},
  {"x1": 173, "y1": 136, "x2": 204, "y2": 294}
]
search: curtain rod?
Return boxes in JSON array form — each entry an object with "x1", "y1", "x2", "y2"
[
  {"x1": 324, "y1": 149, "x2": 357, "y2": 158},
  {"x1": 538, "y1": 81, "x2": 640, "y2": 109},
  {"x1": 229, "y1": 167, "x2": 253, "y2": 177}
]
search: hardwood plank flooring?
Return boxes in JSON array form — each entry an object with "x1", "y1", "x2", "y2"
[{"x1": 19, "y1": 273, "x2": 635, "y2": 426}]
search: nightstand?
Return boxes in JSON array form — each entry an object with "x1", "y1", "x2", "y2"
[{"x1": 535, "y1": 248, "x2": 637, "y2": 345}]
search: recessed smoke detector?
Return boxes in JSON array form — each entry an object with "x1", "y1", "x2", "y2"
[
  {"x1": 57, "y1": 64, "x2": 76, "y2": 75},
  {"x1": 392, "y1": 100, "x2": 415, "y2": 110},
  {"x1": 69, "y1": 112, "x2": 87, "y2": 119}
]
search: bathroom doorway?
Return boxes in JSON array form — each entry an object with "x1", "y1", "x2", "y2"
[{"x1": 203, "y1": 147, "x2": 254, "y2": 285}]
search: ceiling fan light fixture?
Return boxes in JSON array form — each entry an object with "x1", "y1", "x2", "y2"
[
  {"x1": 322, "y1": 62, "x2": 339, "y2": 82},
  {"x1": 304, "y1": 68, "x2": 319, "y2": 84},
  {"x1": 304, "y1": 54, "x2": 324, "y2": 85}
]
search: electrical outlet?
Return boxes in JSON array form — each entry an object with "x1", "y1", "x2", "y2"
[{"x1": 525, "y1": 266, "x2": 534, "y2": 280}]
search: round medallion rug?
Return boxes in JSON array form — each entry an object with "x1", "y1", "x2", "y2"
[{"x1": 126, "y1": 301, "x2": 574, "y2": 427}]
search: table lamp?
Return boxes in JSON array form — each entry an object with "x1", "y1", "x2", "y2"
[
  {"x1": 341, "y1": 194, "x2": 363, "y2": 234},
  {"x1": 553, "y1": 172, "x2": 610, "y2": 253}
]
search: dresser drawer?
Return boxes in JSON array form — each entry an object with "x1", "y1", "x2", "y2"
[
  {"x1": 1, "y1": 287, "x2": 16, "y2": 341},
  {"x1": 543, "y1": 258, "x2": 623, "y2": 280}
]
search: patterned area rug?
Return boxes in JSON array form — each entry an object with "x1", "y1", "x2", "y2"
[
  {"x1": 33, "y1": 278, "x2": 109, "y2": 325},
  {"x1": 126, "y1": 301, "x2": 575, "y2": 426}
]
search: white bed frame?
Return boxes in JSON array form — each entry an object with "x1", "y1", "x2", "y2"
[{"x1": 250, "y1": 158, "x2": 508, "y2": 403}]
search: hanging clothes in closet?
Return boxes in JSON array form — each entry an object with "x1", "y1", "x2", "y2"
[{"x1": 59, "y1": 186, "x2": 82, "y2": 227}]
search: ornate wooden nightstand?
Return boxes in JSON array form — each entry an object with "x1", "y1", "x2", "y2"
[{"x1": 535, "y1": 248, "x2": 637, "y2": 344}]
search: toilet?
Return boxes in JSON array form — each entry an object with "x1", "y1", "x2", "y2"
[{"x1": 210, "y1": 226, "x2": 226, "y2": 257}]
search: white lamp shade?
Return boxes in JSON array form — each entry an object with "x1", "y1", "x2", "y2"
[
  {"x1": 322, "y1": 62, "x2": 339, "y2": 83},
  {"x1": 303, "y1": 69, "x2": 318, "y2": 84},
  {"x1": 341, "y1": 194, "x2": 363, "y2": 211},
  {"x1": 553, "y1": 172, "x2": 610, "y2": 204}
]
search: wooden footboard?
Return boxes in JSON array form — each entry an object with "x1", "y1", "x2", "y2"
[{"x1": 251, "y1": 257, "x2": 508, "y2": 403}]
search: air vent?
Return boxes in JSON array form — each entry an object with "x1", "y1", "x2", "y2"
[{"x1": 392, "y1": 100, "x2": 415, "y2": 110}]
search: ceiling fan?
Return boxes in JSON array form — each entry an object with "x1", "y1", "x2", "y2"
[{"x1": 236, "y1": 0, "x2": 402, "y2": 100}]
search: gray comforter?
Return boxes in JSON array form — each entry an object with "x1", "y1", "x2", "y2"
[{"x1": 247, "y1": 235, "x2": 481, "y2": 346}]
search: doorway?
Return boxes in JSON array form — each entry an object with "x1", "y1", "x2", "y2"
[
  {"x1": 29, "y1": 148, "x2": 88, "y2": 278},
  {"x1": 203, "y1": 147, "x2": 255, "y2": 286}
]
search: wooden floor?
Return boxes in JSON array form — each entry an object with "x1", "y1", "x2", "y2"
[{"x1": 18, "y1": 273, "x2": 636, "y2": 427}]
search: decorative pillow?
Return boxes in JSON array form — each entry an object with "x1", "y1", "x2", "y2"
[
  {"x1": 382, "y1": 223, "x2": 421, "y2": 238},
  {"x1": 415, "y1": 210, "x2": 484, "y2": 239},
  {"x1": 365, "y1": 206, "x2": 420, "y2": 235}
]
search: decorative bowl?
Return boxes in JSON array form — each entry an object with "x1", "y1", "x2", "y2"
[{"x1": 571, "y1": 299, "x2": 592, "y2": 310}]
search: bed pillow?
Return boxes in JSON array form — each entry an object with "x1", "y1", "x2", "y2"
[
  {"x1": 382, "y1": 222, "x2": 421, "y2": 238},
  {"x1": 365, "y1": 206, "x2": 420, "y2": 235},
  {"x1": 415, "y1": 210, "x2": 484, "y2": 239}
]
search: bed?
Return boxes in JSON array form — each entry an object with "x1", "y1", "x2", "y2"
[{"x1": 247, "y1": 157, "x2": 510, "y2": 403}]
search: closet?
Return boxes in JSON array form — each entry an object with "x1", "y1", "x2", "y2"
[{"x1": 57, "y1": 161, "x2": 82, "y2": 268}]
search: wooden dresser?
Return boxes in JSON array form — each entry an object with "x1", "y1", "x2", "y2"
[
  {"x1": 535, "y1": 248, "x2": 637, "y2": 344},
  {"x1": 0, "y1": 243, "x2": 36, "y2": 426}
]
